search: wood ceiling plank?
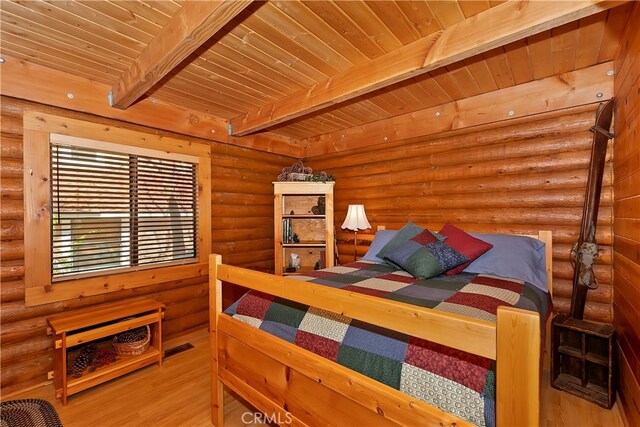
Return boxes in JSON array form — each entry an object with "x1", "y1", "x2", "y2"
[
  {"x1": 78, "y1": 1, "x2": 166, "y2": 37},
  {"x1": 414, "y1": 76, "x2": 455, "y2": 105},
  {"x1": 575, "y1": 13, "x2": 607, "y2": 69},
  {"x1": 227, "y1": 24, "x2": 321, "y2": 86},
  {"x1": 184, "y1": 56, "x2": 284, "y2": 101},
  {"x1": 463, "y1": 57, "x2": 499, "y2": 93},
  {"x1": 148, "y1": 86, "x2": 244, "y2": 118},
  {"x1": 0, "y1": 12, "x2": 133, "y2": 71},
  {"x1": 355, "y1": 99, "x2": 396, "y2": 120},
  {"x1": 240, "y1": 12, "x2": 341, "y2": 77},
  {"x1": 270, "y1": 0, "x2": 368, "y2": 65},
  {"x1": 230, "y1": 0, "x2": 616, "y2": 136},
  {"x1": 176, "y1": 62, "x2": 278, "y2": 105},
  {"x1": 426, "y1": 0, "x2": 466, "y2": 29},
  {"x1": 320, "y1": 108, "x2": 362, "y2": 127},
  {"x1": 61, "y1": 1, "x2": 156, "y2": 43},
  {"x1": 336, "y1": 103, "x2": 385, "y2": 124},
  {"x1": 0, "y1": 45, "x2": 117, "y2": 84},
  {"x1": 303, "y1": 1, "x2": 386, "y2": 59},
  {"x1": 0, "y1": 30, "x2": 122, "y2": 80},
  {"x1": 333, "y1": 1, "x2": 403, "y2": 52},
  {"x1": 381, "y1": 86, "x2": 426, "y2": 112},
  {"x1": 0, "y1": 35, "x2": 121, "y2": 81},
  {"x1": 551, "y1": 21, "x2": 579, "y2": 75},
  {"x1": 527, "y1": 30, "x2": 555, "y2": 80},
  {"x1": 458, "y1": 1, "x2": 492, "y2": 18},
  {"x1": 160, "y1": 74, "x2": 266, "y2": 111},
  {"x1": 111, "y1": 0, "x2": 252, "y2": 109},
  {"x1": 2, "y1": 0, "x2": 145, "y2": 55},
  {"x1": 209, "y1": 42, "x2": 304, "y2": 94},
  {"x1": 394, "y1": 80, "x2": 442, "y2": 107},
  {"x1": 504, "y1": 39, "x2": 534, "y2": 85},
  {"x1": 138, "y1": 0, "x2": 182, "y2": 18},
  {"x1": 316, "y1": 111, "x2": 359, "y2": 130},
  {"x1": 111, "y1": 1, "x2": 178, "y2": 26},
  {"x1": 258, "y1": 3, "x2": 352, "y2": 72},
  {"x1": 598, "y1": 3, "x2": 633, "y2": 62},
  {"x1": 364, "y1": 1, "x2": 422, "y2": 45},
  {"x1": 189, "y1": 53, "x2": 290, "y2": 99},
  {"x1": 483, "y1": 48, "x2": 516, "y2": 89},
  {"x1": 446, "y1": 63, "x2": 484, "y2": 97},
  {"x1": 430, "y1": 68, "x2": 466, "y2": 100},
  {"x1": 365, "y1": 93, "x2": 406, "y2": 116},
  {"x1": 396, "y1": 1, "x2": 443, "y2": 37}
]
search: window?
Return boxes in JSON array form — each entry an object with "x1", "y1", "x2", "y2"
[
  {"x1": 23, "y1": 112, "x2": 211, "y2": 306},
  {"x1": 50, "y1": 142, "x2": 198, "y2": 280}
]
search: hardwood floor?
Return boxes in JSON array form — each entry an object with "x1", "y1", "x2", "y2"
[{"x1": 4, "y1": 328, "x2": 625, "y2": 426}]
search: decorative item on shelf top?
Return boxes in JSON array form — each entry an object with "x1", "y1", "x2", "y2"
[
  {"x1": 277, "y1": 159, "x2": 335, "y2": 182},
  {"x1": 305, "y1": 171, "x2": 335, "y2": 183},
  {"x1": 112, "y1": 325, "x2": 150, "y2": 356},
  {"x1": 277, "y1": 159, "x2": 312, "y2": 181},
  {"x1": 68, "y1": 343, "x2": 97, "y2": 378}
]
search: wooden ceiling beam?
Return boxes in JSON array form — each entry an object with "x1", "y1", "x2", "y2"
[
  {"x1": 1, "y1": 56, "x2": 301, "y2": 157},
  {"x1": 229, "y1": 0, "x2": 623, "y2": 136},
  {"x1": 110, "y1": 0, "x2": 253, "y2": 110},
  {"x1": 301, "y1": 62, "x2": 614, "y2": 157}
]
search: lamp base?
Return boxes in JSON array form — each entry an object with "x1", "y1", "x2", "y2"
[{"x1": 353, "y1": 230, "x2": 358, "y2": 262}]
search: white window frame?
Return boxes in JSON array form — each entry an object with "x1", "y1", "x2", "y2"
[{"x1": 23, "y1": 111, "x2": 211, "y2": 306}]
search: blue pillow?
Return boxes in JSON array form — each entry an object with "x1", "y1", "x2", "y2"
[
  {"x1": 361, "y1": 230, "x2": 397, "y2": 263},
  {"x1": 463, "y1": 233, "x2": 549, "y2": 293}
]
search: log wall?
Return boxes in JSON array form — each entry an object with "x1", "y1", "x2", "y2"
[
  {"x1": 613, "y1": 3, "x2": 640, "y2": 425},
  {"x1": 0, "y1": 96, "x2": 291, "y2": 396},
  {"x1": 308, "y1": 104, "x2": 613, "y2": 323}
]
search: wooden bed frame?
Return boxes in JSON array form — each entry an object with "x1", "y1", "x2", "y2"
[{"x1": 209, "y1": 231, "x2": 553, "y2": 426}]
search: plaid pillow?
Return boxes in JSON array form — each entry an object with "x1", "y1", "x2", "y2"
[
  {"x1": 376, "y1": 222, "x2": 445, "y2": 263},
  {"x1": 385, "y1": 230, "x2": 469, "y2": 279}
]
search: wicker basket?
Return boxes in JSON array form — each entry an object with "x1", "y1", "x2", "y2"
[{"x1": 112, "y1": 325, "x2": 150, "y2": 356}]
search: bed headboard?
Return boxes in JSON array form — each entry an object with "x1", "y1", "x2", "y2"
[{"x1": 375, "y1": 226, "x2": 553, "y2": 296}]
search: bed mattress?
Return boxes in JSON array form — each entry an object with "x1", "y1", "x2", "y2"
[{"x1": 225, "y1": 260, "x2": 551, "y2": 426}]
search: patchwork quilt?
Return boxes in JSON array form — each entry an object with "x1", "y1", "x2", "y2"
[{"x1": 225, "y1": 260, "x2": 550, "y2": 427}]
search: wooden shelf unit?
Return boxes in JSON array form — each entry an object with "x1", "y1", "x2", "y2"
[
  {"x1": 551, "y1": 314, "x2": 616, "y2": 409},
  {"x1": 274, "y1": 181, "x2": 334, "y2": 276},
  {"x1": 47, "y1": 298, "x2": 165, "y2": 404}
]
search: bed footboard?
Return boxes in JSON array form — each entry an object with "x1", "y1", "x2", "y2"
[{"x1": 209, "y1": 254, "x2": 541, "y2": 426}]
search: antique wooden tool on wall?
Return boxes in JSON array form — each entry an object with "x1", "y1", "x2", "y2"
[{"x1": 569, "y1": 98, "x2": 614, "y2": 319}]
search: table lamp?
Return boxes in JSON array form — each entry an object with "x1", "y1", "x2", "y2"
[{"x1": 341, "y1": 204, "x2": 371, "y2": 261}]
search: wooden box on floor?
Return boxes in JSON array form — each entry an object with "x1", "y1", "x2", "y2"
[
  {"x1": 47, "y1": 299, "x2": 165, "y2": 405},
  {"x1": 551, "y1": 314, "x2": 616, "y2": 409}
]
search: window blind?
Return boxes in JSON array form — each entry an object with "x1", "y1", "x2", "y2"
[{"x1": 51, "y1": 143, "x2": 198, "y2": 279}]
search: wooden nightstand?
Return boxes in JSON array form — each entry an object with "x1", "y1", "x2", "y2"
[{"x1": 551, "y1": 314, "x2": 616, "y2": 409}]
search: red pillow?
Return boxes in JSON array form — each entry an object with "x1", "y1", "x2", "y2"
[{"x1": 438, "y1": 223, "x2": 493, "y2": 276}]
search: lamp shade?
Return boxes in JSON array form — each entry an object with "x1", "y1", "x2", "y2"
[{"x1": 341, "y1": 205, "x2": 371, "y2": 231}]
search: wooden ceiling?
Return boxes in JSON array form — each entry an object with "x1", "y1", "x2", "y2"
[{"x1": 0, "y1": 0, "x2": 632, "y2": 143}]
